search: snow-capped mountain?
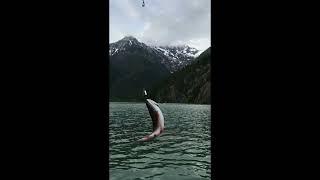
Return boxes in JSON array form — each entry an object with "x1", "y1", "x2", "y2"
[
  {"x1": 152, "y1": 45, "x2": 199, "y2": 72},
  {"x1": 109, "y1": 36, "x2": 171, "y2": 101},
  {"x1": 109, "y1": 36, "x2": 150, "y2": 56},
  {"x1": 109, "y1": 36, "x2": 199, "y2": 73}
]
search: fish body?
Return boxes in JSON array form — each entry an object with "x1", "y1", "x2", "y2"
[{"x1": 138, "y1": 99, "x2": 164, "y2": 142}]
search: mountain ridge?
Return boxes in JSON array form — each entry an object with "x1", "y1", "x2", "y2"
[{"x1": 109, "y1": 36, "x2": 200, "y2": 73}]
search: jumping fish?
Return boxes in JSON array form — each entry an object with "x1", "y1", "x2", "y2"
[{"x1": 138, "y1": 90, "x2": 164, "y2": 141}]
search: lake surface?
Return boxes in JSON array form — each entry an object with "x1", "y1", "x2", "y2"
[{"x1": 109, "y1": 102, "x2": 211, "y2": 180}]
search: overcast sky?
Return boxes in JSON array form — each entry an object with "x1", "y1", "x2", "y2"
[{"x1": 110, "y1": 0, "x2": 211, "y2": 51}]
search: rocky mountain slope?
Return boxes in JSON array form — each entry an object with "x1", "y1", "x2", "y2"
[
  {"x1": 151, "y1": 45, "x2": 199, "y2": 73},
  {"x1": 149, "y1": 47, "x2": 211, "y2": 104}
]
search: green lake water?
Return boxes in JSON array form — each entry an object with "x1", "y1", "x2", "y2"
[{"x1": 109, "y1": 102, "x2": 211, "y2": 180}]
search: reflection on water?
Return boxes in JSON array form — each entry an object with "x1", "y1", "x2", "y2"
[{"x1": 109, "y1": 102, "x2": 211, "y2": 180}]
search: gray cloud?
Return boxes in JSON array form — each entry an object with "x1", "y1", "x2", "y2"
[{"x1": 110, "y1": 0, "x2": 211, "y2": 50}]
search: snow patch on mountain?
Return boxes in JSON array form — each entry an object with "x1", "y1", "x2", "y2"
[{"x1": 194, "y1": 49, "x2": 205, "y2": 57}]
